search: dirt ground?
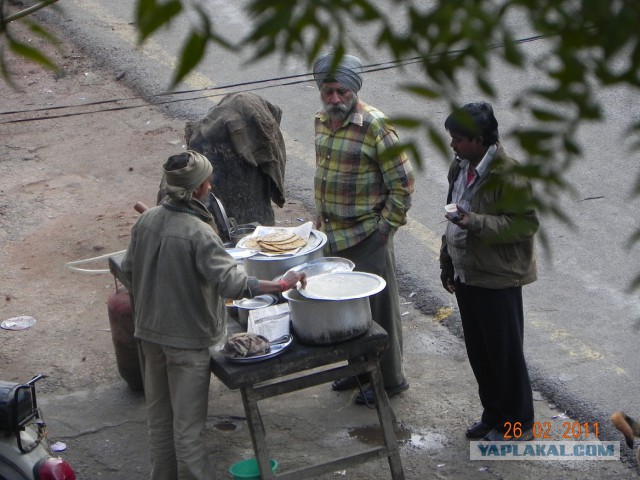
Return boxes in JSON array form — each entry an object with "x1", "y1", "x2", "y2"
[
  {"x1": 2, "y1": 20, "x2": 639, "y2": 480},
  {"x1": 0, "y1": 37, "x2": 310, "y2": 394}
]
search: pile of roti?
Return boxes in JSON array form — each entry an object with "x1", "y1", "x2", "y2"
[{"x1": 244, "y1": 231, "x2": 308, "y2": 254}]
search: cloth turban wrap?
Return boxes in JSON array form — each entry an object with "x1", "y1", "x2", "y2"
[
  {"x1": 162, "y1": 150, "x2": 213, "y2": 202},
  {"x1": 313, "y1": 54, "x2": 363, "y2": 93}
]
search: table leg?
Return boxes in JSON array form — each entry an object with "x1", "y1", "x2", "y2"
[
  {"x1": 241, "y1": 386, "x2": 275, "y2": 479},
  {"x1": 368, "y1": 362, "x2": 405, "y2": 480}
]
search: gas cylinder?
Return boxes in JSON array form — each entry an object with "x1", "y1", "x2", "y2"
[{"x1": 107, "y1": 288, "x2": 144, "y2": 391}]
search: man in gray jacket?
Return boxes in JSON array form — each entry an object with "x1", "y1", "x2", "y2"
[
  {"x1": 121, "y1": 151, "x2": 305, "y2": 480},
  {"x1": 439, "y1": 102, "x2": 539, "y2": 442}
]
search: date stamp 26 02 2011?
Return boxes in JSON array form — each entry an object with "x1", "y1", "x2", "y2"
[{"x1": 503, "y1": 421, "x2": 600, "y2": 440}]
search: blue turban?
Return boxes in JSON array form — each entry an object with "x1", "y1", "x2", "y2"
[{"x1": 313, "y1": 54, "x2": 363, "y2": 93}]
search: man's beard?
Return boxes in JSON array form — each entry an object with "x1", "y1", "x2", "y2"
[
  {"x1": 194, "y1": 190, "x2": 208, "y2": 203},
  {"x1": 323, "y1": 94, "x2": 357, "y2": 121}
]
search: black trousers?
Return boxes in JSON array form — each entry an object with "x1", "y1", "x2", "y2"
[{"x1": 455, "y1": 280, "x2": 534, "y2": 430}]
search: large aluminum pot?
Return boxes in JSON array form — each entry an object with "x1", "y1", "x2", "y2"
[
  {"x1": 242, "y1": 230, "x2": 327, "y2": 280},
  {"x1": 282, "y1": 289, "x2": 372, "y2": 345}
]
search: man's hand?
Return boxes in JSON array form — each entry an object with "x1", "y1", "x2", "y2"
[
  {"x1": 440, "y1": 268, "x2": 455, "y2": 294},
  {"x1": 378, "y1": 221, "x2": 393, "y2": 245},
  {"x1": 280, "y1": 270, "x2": 307, "y2": 290},
  {"x1": 446, "y1": 205, "x2": 470, "y2": 230}
]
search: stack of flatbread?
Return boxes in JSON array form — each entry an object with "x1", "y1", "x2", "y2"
[{"x1": 244, "y1": 231, "x2": 308, "y2": 254}]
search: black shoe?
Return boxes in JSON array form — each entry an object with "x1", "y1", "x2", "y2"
[
  {"x1": 465, "y1": 421, "x2": 494, "y2": 439},
  {"x1": 354, "y1": 380, "x2": 410, "y2": 405},
  {"x1": 331, "y1": 375, "x2": 368, "y2": 391},
  {"x1": 484, "y1": 427, "x2": 534, "y2": 442}
]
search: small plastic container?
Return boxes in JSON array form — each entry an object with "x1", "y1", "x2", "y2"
[{"x1": 229, "y1": 458, "x2": 278, "y2": 479}]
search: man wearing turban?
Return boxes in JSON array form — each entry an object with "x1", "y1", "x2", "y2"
[
  {"x1": 312, "y1": 53, "x2": 416, "y2": 405},
  {"x1": 121, "y1": 151, "x2": 305, "y2": 479}
]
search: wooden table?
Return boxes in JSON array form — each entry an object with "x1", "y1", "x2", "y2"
[
  {"x1": 109, "y1": 253, "x2": 404, "y2": 479},
  {"x1": 211, "y1": 321, "x2": 405, "y2": 479}
]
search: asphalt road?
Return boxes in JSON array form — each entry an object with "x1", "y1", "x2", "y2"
[{"x1": 35, "y1": 0, "x2": 640, "y2": 465}]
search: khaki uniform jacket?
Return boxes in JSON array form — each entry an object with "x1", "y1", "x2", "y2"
[
  {"x1": 121, "y1": 202, "x2": 254, "y2": 349},
  {"x1": 440, "y1": 146, "x2": 538, "y2": 289}
]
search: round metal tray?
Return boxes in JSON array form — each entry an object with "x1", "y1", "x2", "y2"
[
  {"x1": 226, "y1": 247, "x2": 259, "y2": 261},
  {"x1": 236, "y1": 230, "x2": 326, "y2": 257},
  {"x1": 222, "y1": 335, "x2": 293, "y2": 363}
]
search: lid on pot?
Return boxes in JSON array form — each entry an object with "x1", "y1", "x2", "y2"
[
  {"x1": 283, "y1": 257, "x2": 355, "y2": 280},
  {"x1": 298, "y1": 272, "x2": 386, "y2": 301},
  {"x1": 233, "y1": 294, "x2": 278, "y2": 310}
]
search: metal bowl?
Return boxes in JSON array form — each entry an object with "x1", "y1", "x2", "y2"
[
  {"x1": 240, "y1": 230, "x2": 327, "y2": 280},
  {"x1": 233, "y1": 294, "x2": 279, "y2": 329},
  {"x1": 229, "y1": 225, "x2": 257, "y2": 247}
]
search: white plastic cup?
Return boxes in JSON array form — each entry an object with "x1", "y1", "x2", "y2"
[{"x1": 445, "y1": 204, "x2": 459, "y2": 219}]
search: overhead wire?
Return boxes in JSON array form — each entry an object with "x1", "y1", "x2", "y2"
[
  {"x1": 0, "y1": 55, "x2": 422, "y2": 120},
  {"x1": 0, "y1": 32, "x2": 553, "y2": 125}
]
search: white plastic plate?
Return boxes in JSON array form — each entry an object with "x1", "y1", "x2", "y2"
[{"x1": 1, "y1": 316, "x2": 37, "y2": 330}]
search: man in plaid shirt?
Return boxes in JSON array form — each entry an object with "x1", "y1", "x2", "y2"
[{"x1": 312, "y1": 53, "x2": 415, "y2": 405}]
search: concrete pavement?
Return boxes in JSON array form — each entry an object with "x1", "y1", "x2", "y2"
[{"x1": 39, "y1": 302, "x2": 639, "y2": 479}]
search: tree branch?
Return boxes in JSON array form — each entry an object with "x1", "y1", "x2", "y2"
[{"x1": 4, "y1": 0, "x2": 60, "y2": 24}]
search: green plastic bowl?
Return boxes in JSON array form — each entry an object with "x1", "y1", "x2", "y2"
[{"x1": 229, "y1": 458, "x2": 278, "y2": 479}]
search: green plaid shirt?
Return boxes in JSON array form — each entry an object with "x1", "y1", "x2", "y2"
[{"x1": 314, "y1": 100, "x2": 415, "y2": 252}]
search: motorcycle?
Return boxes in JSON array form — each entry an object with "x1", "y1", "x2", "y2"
[{"x1": 0, "y1": 374, "x2": 75, "y2": 480}]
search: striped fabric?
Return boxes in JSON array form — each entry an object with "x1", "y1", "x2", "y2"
[{"x1": 314, "y1": 101, "x2": 415, "y2": 252}]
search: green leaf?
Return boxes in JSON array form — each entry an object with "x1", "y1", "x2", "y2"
[
  {"x1": 9, "y1": 38, "x2": 57, "y2": 71},
  {"x1": 501, "y1": 31, "x2": 523, "y2": 66},
  {"x1": 27, "y1": 22, "x2": 60, "y2": 46},
  {"x1": 390, "y1": 116, "x2": 423, "y2": 129},
  {"x1": 476, "y1": 75, "x2": 495, "y2": 96},
  {"x1": 401, "y1": 83, "x2": 440, "y2": 99},
  {"x1": 428, "y1": 126, "x2": 450, "y2": 160},
  {"x1": 562, "y1": 135, "x2": 581, "y2": 155},
  {"x1": 378, "y1": 141, "x2": 414, "y2": 164},
  {"x1": 628, "y1": 272, "x2": 640, "y2": 293},
  {"x1": 170, "y1": 32, "x2": 207, "y2": 88},
  {"x1": 136, "y1": 0, "x2": 183, "y2": 44},
  {"x1": 531, "y1": 108, "x2": 566, "y2": 122}
]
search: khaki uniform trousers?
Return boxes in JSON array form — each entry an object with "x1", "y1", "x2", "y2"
[{"x1": 139, "y1": 341, "x2": 213, "y2": 480}]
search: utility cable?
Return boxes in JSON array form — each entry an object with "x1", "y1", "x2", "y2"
[{"x1": 0, "y1": 32, "x2": 555, "y2": 125}]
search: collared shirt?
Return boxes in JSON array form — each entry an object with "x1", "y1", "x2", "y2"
[
  {"x1": 314, "y1": 100, "x2": 415, "y2": 252},
  {"x1": 445, "y1": 144, "x2": 497, "y2": 283}
]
